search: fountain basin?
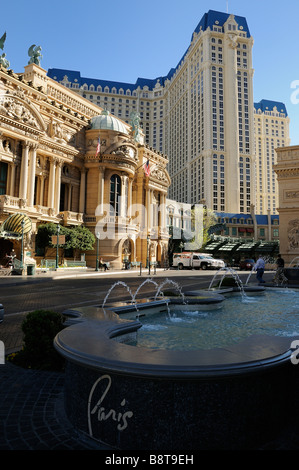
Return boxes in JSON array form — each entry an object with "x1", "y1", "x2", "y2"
[
  {"x1": 55, "y1": 291, "x2": 299, "y2": 450},
  {"x1": 285, "y1": 267, "x2": 299, "y2": 285}
]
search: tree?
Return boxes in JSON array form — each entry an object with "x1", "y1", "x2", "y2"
[
  {"x1": 36, "y1": 223, "x2": 95, "y2": 259},
  {"x1": 64, "y1": 225, "x2": 95, "y2": 258},
  {"x1": 184, "y1": 206, "x2": 218, "y2": 251}
]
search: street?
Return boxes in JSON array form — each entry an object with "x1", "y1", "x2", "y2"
[{"x1": 0, "y1": 268, "x2": 267, "y2": 316}]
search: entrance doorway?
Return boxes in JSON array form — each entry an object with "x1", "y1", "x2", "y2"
[{"x1": 0, "y1": 239, "x2": 13, "y2": 266}]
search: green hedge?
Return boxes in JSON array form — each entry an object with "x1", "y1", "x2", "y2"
[{"x1": 8, "y1": 310, "x2": 65, "y2": 371}]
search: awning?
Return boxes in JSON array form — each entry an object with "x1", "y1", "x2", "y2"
[
  {"x1": 238, "y1": 227, "x2": 246, "y2": 232},
  {"x1": 0, "y1": 213, "x2": 32, "y2": 239},
  {"x1": 218, "y1": 242, "x2": 242, "y2": 252},
  {"x1": 236, "y1": 242, "x2": 258, "y2": 252},
  {"x1": 255, "y1": 242, "x2": 279, "y2": 253}
]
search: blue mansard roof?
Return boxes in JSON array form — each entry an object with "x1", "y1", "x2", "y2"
[
  {"x1": 254, "y1": 99, "x2": 288, "y2": 116},
  {"x1": 193, "y1": 9, "x2": 250, "y2": 39},
  {"x1": 217, "y1": 212, "x2": 279, "y2": 225},
  {"x1": 48, "y1": 10, "x2": 251, "y2": 93}
]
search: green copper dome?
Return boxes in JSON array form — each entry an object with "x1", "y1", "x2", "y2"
[{"x1": 90, "y1": 109, "x2": 128, "y2": 134}]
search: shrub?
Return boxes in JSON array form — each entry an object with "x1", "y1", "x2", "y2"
[{"x1": 9, "y1": 310, "x2": 65, "y2": 371}]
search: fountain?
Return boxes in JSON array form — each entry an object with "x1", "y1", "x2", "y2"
[
  {"x1": 284, "y1": 257, "x2": 299, "y2": 286},
  {"x1": 54, "y1": 278, "x2": 299, "y2": 450},
  {"x1": 208, "y1": 266, "x2": 265, "y2": 295}
]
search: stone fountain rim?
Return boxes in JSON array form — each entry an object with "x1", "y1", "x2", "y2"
[{"x1": 55, "y1": 302, "x2": 298, "y2": 379}]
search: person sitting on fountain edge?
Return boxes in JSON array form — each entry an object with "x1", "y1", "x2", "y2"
[
  {"x1": 254, "y1": 255, "x2": 265, "y2": 284},
  {"x1": 273, "y1": 254, "x2": 288, "y2": 285}
]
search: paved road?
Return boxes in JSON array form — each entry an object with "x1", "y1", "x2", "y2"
[
  {"x1": 1, "y1": 268, "x2": 261, "y2": 315},
  {"x1": 0, "y1": 267, "x2": 271, "y2": 354}
]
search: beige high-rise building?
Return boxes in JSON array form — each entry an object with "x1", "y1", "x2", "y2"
[
  {"x1": 49, "y1": 9, "x2": 290, "y2": 217},
  {"x1": 49, "y1": 9, "x2": 256, "y2": 214},
  {"x1": 254, "y1": 100, "x2": 290, "y2": 215}
]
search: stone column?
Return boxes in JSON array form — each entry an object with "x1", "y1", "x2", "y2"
[
  {"x1": 54, "y1": 160, "x2": 62, "y2": 214},
  {"x1": 39, "y1": 175, "x2": 45, "y2": 206},
  {"x1": 146, "y1": 187, "x2": 152, "y2": 231},
  {"x1": 28, "y1": 144, "x2": 37, "y2": 207},
  {"x1": 97, "y1": 167, "x2": 105, "y2": 214},
  {"x1": 120, "y1": 174, "x2": 128, "y2": 217},
  {"x1": 127, "y1": 177, "x2": 133, "y2": 217},
  {"x1": 47, "y1": 158, "x2": 56, "y2": 209},
  {"x1": 160, "y1": 193, "x2": 166, "y2": 232},
  {"x1": 79, "y1": 168, "x2": 86, "y2": 213},
  {"x1": 19, "y1": 141, "x2": 29, "y2": 200}
]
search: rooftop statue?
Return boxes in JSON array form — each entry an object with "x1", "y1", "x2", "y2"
[
  {"x1": 0, "y1": 32, "x2": 6, "y2": 50},
  {"x1": 0, "y1": 32, "x2": 10, "y2": 69},
  {"x1": 28, "y1": 44, "x2": 42, "y2": 66},
  {"x1": 130, "y1": 111, "x2": 141, "y2": 142}
]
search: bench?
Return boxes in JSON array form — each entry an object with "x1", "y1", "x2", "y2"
[{"x1": 40, "y1": 259, "x2": 56, "y2": 271}]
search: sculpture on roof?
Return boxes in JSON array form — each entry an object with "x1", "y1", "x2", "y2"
[
  {"x1": 28, "y1": 44, "x2": 42, "y2": 66},
  {"x1": 0, "y1": 32, "x2": 10, "y2": 69},
  {"x1": 130, "y1": 111, "x2": 141, "y2": 142}
]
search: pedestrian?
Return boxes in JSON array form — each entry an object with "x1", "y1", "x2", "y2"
[
  {"x1": 273, "y1": 254, "x2": 288, "y2": 285},
  {"x1": 99, "y1": 257, "x2": 108, "y2": 271},
  {"x1": 254, "y1": 255, "x2": 265, "y2": 283}
]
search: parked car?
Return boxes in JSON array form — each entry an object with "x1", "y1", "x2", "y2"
[
  {"x1": 0, "y1": 303, "x2": 4, "y2": 323},
  {"x1": 239, "y1": 259, "x2": 255, "y2": 270}
]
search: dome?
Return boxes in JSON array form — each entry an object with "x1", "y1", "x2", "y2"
[{"x1": 90, "y1": 109, "x2": 128, "y2": 134}]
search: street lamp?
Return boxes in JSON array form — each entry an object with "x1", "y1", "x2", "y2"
[
  {"x1": 146, "y1": 234, "x2": 150, "y2": 274},
  {"x1": 20, "y1": 218, "x2": 25, "y2": 273},
  {"x1": 55, "y1": 223, "x2": 60, "y2": 270},
  {"x1": 95, "y1": 231, "x2": 100, "y2": 271}
]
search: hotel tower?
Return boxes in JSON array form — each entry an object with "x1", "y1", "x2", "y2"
[{"x1": 49, "y1": 10, "x2": 289, "y2": 215}]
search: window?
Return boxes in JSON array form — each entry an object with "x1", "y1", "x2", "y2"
[{"x1": 110, "y1": 174, "x2": 121, "y2": 216}]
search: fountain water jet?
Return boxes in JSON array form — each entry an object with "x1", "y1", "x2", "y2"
[
  {"x1": 154, "y1": 278, "x2": 186, "y2": 303},
  {"x1": 208, "y1": 267, "x2": 247, "y2": 296},
  {"x1": 102, "y1": 280, "x2": 136, "y2": 309}
]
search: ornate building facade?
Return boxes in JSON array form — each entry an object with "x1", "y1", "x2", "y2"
[
  {"x1": 0, "y1": 61, "x2": 170, "y2": 269},
  {"x1": 274, "y1": 145, "x2": 299, "y2": 263}
]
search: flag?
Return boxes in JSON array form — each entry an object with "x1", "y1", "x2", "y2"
[
  {"x1": 144, "y1": 159, "x2": 150, "y2": 177},
  {"x1": 95, "y1": 136, "x2": 101, "y2": 157}
]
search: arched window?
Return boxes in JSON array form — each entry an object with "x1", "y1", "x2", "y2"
[{"x1": 110, "y1": 174, "x2": 121, "y2": 215}]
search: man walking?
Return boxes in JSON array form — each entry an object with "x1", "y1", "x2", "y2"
[{"x1": 255, "y1": 255, "x2": 265, "y2": 283}]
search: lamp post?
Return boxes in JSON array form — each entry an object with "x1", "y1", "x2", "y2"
[
  {"x1": 55, "y1": 223, "x2": 60, "y2": 270},
  {"x1": 95, "y1": 231, "x2": 100, "y2": 271},
  {"x1": 20, "y1": 218, "x2": 25, "y2": 273},
  {"x1": 147, "y1": 234, "x2": 150, "y2": 274}
]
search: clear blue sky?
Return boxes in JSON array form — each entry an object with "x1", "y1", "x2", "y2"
[{"x1": 2, "y1": 0, "x2": 299, "y2": 143}]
